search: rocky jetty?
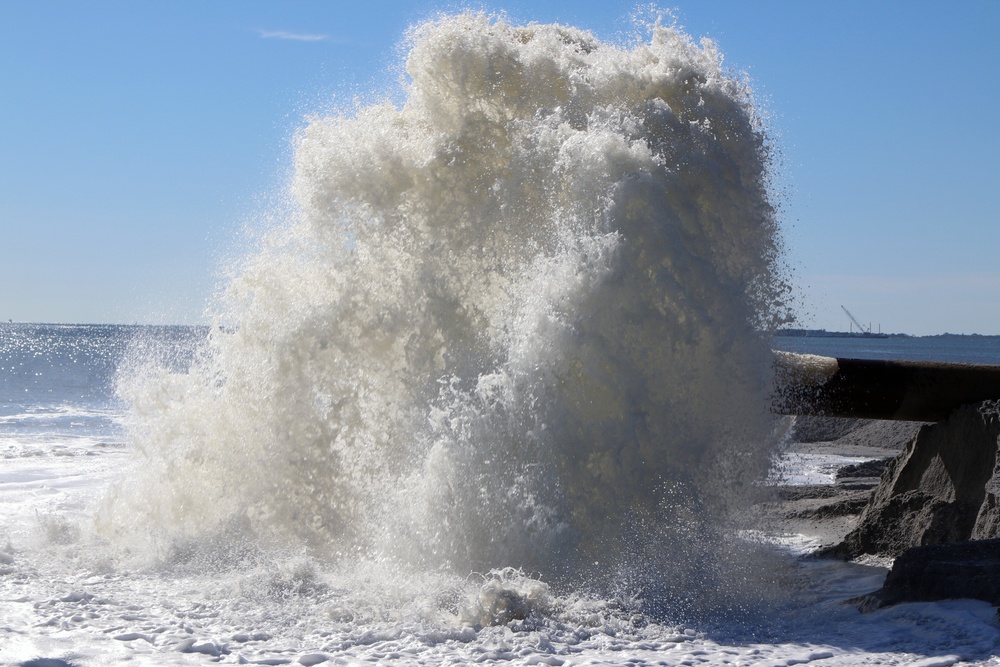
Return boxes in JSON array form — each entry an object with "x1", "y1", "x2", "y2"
[
  {"x1": 825, "y1": 400, "x2": 1000, "y2": 560},
  {"x1": 763, "y1": 403, "x2": 1000, "y2": 611},
  {"x1": 790, "y1": 400, "x2": 1000, "y2": 612},
  {"x1": 849, "y1": 539, "x2": 1000, "y2": 612}
]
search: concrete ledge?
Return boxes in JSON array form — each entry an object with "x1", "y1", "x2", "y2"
[{"x1": 773, "y1": 353, "x2": 1000, "y2": 421}]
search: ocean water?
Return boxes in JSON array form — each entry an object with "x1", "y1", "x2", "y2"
[
  {"x1": 0, "y1": 323, "x2": 206, "y2": 449},
  {"x1": 4, "y1": 12, "x2": 1000, "y2": 667},
  {"x1": 773, "y1": 334, "x2": 1000, "y2": 365}
]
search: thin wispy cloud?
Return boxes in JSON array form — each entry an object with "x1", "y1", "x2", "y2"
[{"x1": 257, "y1": 29, "x2": 329, "y2": 42}]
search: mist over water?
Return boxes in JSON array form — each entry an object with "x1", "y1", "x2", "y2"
[{"x1": 99, "y1": 12, "x2": 790, "y2": 617}]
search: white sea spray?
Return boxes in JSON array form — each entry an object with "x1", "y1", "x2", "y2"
[{"x1": 99, "y1": 12, "x2": 790, "y2": 617}]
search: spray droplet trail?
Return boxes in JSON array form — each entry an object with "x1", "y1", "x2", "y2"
[{"x1": 100, "y1": 12, "x2": 790, "y2": 609}]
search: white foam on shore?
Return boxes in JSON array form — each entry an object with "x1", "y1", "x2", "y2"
[
  {"x1": 770, "y1": 451, "x2": 874, "y2": 486},
  {"x1": 2, "y1": 415, "x2": 999, "y2": 664}
]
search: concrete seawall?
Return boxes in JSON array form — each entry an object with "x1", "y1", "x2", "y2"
[{"x1": 773, "y1": 352, "x2": 1000, "y2": 421}]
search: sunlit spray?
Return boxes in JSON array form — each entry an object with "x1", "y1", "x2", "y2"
[{"x1": 100, "y1": 12, "x2": 790, "y2": 619}]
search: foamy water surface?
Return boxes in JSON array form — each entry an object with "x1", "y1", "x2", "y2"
[{"x1": 4, "y1": 442, "x2": 1000, "y2": 666}]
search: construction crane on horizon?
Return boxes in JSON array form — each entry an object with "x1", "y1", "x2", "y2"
[{"x1": 841, "y1": 305, "x2": 871, "y2": 334}]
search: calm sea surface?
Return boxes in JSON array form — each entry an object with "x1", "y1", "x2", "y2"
[{"x1": 772, "y1": 334, "x2": 1000, "y2": 365}]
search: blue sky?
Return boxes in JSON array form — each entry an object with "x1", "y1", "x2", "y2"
[{"x1": 2, "y1": 1, "x2": 998, "y2": 334}]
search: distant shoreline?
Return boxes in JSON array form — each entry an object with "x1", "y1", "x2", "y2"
[
  {"x1": 776, "y1": 328, "x2": 1000, "y2": 340},
  {"x1": 777, "y1": 329, "x2": 895, "y2": 339},
  {"x1": 3, "y1": 322, "x2": 998, "y2": 340}
]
